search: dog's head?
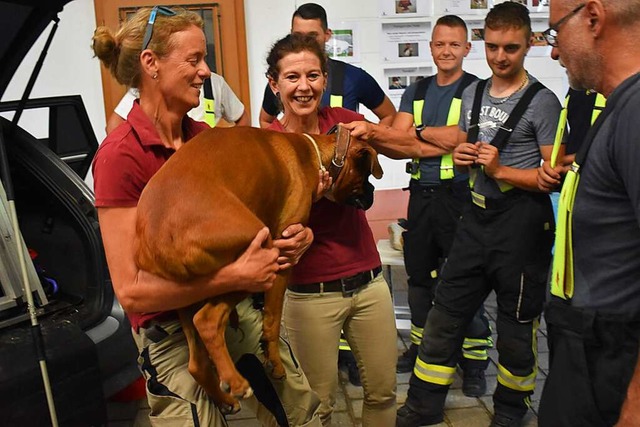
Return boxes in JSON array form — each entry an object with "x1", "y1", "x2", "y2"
[{"x1": 327, "y1": 132, "x2": 383, "y2": 210}]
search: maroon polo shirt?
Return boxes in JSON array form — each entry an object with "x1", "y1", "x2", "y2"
[
  {"x1": 93, "y1": 101, "x2": 209, "y2": 330},
  {"x1": 269, "y1": 107, "x2": 381, "y2": 285}
]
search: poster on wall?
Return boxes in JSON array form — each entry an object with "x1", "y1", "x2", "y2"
[
  {"x1": 325, "y1": 22, "x2": 360, "y2": 63},
  {"x1": 384, "y1": 66, "x2": 434, "y2": 109},
  {"x1": 381, "y1": 21, "x2": 430, "y2": 62},
  {"x1": 380, "y1": 0, "x2": 434, "y2": 17},
  {"x1": 468, "y1": 22, "x2": 485, "y2": 59}
]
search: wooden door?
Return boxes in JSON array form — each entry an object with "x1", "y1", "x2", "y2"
[{"x1": 93, "y1": 0, "x2": 250, "y2": 123}]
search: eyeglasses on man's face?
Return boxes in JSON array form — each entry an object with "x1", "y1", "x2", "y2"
[
  {"x1": 542, "y1": 3, "x2": 586, "y2": 47},
  {"x1": 141, "y1": 6, "x2": 177, "y2": 51}
]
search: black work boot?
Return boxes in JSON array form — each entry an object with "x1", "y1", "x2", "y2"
[
  {"x1": 397, "y1": 344, "x2": 419, "y2": 373},
  {"x1": 462, "y1": 368, "x2": 487, "y2": 397},
  {"x1": 338, "y1": 350, "x2": 362, "y2": 386},
  {"x1": 396, "y1": 403, "x2": 443, "y2": 427},
  {"x1": 490, "y1": 412, "x2": 524, "y2": 427}
]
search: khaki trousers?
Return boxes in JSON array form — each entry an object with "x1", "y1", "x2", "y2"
[
  {"x1": 283, "y1": 274, "x2": 397, "y2": 426},
  {"x1": 133, "y1": 298, "x2": 322, "y2": 426}
]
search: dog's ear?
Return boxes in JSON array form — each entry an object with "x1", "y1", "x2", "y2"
[{"x1": 358, "y1": 147, "x2": 383, "y2": 179}]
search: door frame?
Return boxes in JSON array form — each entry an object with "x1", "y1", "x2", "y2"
[{"x1": 93, "y1": 0, "x2": 250, "y2": 123}]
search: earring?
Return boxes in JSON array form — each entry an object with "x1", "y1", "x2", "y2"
[
  {"x1": 275, "y1": 91, "x2": 280, "y2": 99},
  {"x1": 152, "y1": 73, "x2": 158, "y2": 79}
]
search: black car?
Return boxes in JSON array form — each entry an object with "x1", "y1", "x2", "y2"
[{"x1": 0, "y1": 1, "x2": 140, "y2": 425}]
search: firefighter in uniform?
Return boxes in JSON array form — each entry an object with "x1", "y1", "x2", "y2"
[
  {"x1": 343, "y1": 14, "x2": 493, "y2": 397},
  {"x1": 394, "y1": 4, "x2": 561, "y2": 426}
]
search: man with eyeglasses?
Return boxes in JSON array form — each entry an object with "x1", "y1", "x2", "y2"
[{"x1": 537, "y1": 1, "x2": 640, "y2": 426}]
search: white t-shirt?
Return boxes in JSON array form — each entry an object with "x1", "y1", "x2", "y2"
[{"x1": 114, "y1": 73, "x2": 245, "y2": 124}]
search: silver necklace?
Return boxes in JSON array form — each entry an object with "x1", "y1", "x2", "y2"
[{"x1": 487, "y1": 75, "x2": 529, "y2": 105}]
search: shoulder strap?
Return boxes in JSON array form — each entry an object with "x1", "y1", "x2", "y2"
[
  {"x1": 490, "y1": 82, "x2": 544, "y2": 151},
  {"x1": 467, "y1": 79, "x2": 488, "y2": 143},
  {"x1": 329, "y1": 60, "x2": 345, "y2": 97},
  {"x1": 413, "y1": 76, "x2": 434, "y2": 101},
  {"x1": 454, "y1": 72, "x2": 477, "y2": 99},
  {"x1": 203, "y1": 77, "x2": 214, "y2": 100}
]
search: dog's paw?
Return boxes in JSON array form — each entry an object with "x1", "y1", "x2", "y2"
[
  {"x1": 219, "y1": 401, "x2": 242, "y2": 415},
  {"x1": 242, "y1": 387, "x2": 253, "y2": 399}
]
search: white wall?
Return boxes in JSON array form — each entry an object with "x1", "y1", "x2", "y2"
[
  {"x1": 1, "y1": 0, "x2": 107, "y2": 143},
  {"x1": 2, "y1": 0, "x2": 568, "y2": 190}
]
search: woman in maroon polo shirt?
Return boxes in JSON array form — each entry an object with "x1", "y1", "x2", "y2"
[
  {"x1": 265, "y1": 34, "x2": 398, "y2": 427},
  {"x1": 91, "y1": 7, "x2": 321, "y2": 426}
]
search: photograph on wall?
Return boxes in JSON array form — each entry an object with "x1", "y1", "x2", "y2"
[
  {"x1": 468, "y1": 22, "x2": 486, "y2": 59},
  {"x1": 389, "y1": 76, "x2": 408, "y2": 90},
  {"x1": 470, "y1": 0, "x2": 488, "y2": 9},
  {"x1": 325, "y1": 22, "x2": 360, "y2": 63},
  {"x1": 442, "y1": 0, "x2": 494, "y2": 14},
  {"x1": 527, "y1": 19, "x2": 552, "y2": 57},
  {"x1": 409, "y1": 75, "x2": 426, "y2": 85},
  {"x1": 381, "y1": 21, "x2": 430, "y2": 62},
  {"x1": 529, "y1": 0, "x2": 549, "y2": 13},
  {"x1": 510, "y1": 0, "x2": 526, "y2": 5},
  {"x1": 384, "y1": 65, "x2": 433, "y2": 108},
  {"x1": 380, "y1": 0, "x2": 433, "y2": 17},
  {"x1": 399, "y1": 42, "x2": 419, "y2": 58},
  {"x1": 396, "y1": 0, "x2": 417, "y2": 13}
]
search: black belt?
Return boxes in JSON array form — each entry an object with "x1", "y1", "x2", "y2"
[
  {"x1": 409, "y1": 179, "x2": 468, "y2": 193},
  {"x1": 288, "y1": 266, "x2": 382, "y2": 296}
]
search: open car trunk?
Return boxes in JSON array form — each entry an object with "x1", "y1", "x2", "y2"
[{"x1": 0, "y1": 1, "x2": 140, "y2": 423}]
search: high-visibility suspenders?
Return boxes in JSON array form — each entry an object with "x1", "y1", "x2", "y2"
[
  {"x1": 409, "y1": 73, "x2": 476, "y2": 181},
  {"x1": 329, "y1": 60, "x2": 345, "y2": 108},
  {"x1": 550, "y1": 91, "x2": 608, "y2": 300},
  {"x1": 466, "y1": 80, "x2": 544, "y2": 205},
  {"x1": 551, "y1": 91, "x2": 607, "y2": 168},
  {"x1": 202, "y1": 78, "x2": 216, "y2": 128}
]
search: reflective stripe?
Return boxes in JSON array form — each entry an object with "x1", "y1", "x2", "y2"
[
  {"x1": 497, "y1": 363, "x2": 537, "y2": 392},
  {"x1": 203, "y1": 98, "x2": 216, "y2": 127},
  {"x1": 330, "y1": 94, "x2": 343, "y2": 108},
  {"x1": 462, "y1": 337, "x2": 492, "y2": 361},
  {"x1": 430, "y1": 269, "x2": 438, "y2": 279},
  {"x1": 497, "y1": 321, "x2": 538, "y2": 392},
  {"x1": 551, "y1": 167, "x2": 579, "y2": 299},
  {"x1": 413, "y1": 358, "x2": 456, "y2": 386},
  {"x1": 410, "y1": 323, "x2": 424, "y2": 345},
  {"x1": 551, "y1": 95, "x2": 570, "y2": 168},
  {"x1": 470, "y1": 190, "x2": 486, "y2": 209},
  {"x1": 591, "y1": 93, "x2": 606, "y2": 124},
  {"x1": 339, "y1": 337, "x2": 351, "y2": 351}
]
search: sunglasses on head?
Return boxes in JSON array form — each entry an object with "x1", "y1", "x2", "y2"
[{"x1": 141, "y1": 6, "x2": 177, "y2": 51}]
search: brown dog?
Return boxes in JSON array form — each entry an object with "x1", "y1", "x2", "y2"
[{"x1": 134, "y1": 125, "x2": 382, "y2": 413}]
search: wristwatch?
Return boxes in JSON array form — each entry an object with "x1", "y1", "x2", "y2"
[{"x1": 415, "y1": 124, "x2": 428, "y2": 142}]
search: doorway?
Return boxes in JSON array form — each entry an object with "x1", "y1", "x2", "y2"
[{"x1": 93, "y1": 0, "x2": 250, "y2": 123}]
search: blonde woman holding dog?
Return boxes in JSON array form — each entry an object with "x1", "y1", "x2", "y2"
[{"x1": 92, "y1": 7, "x2": 321, "y2": 426}]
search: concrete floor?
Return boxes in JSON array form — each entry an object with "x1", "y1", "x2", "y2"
[{"x1": 107, "y1": 267, "x2": 547, "y2": 427}]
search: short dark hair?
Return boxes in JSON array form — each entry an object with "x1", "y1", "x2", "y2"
[
  {"x1": 266, "y1": 33, "x2": 328, "y2": 81},
  {"x1": 292, "y1": 3, "x2": 328, "y2": 31},
  {"x1": 485, "y1": 1, "x2": 531, "y2": 38},
  {"x1": 435, "y1": 15, "x2": 469, "y2": 39}
]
